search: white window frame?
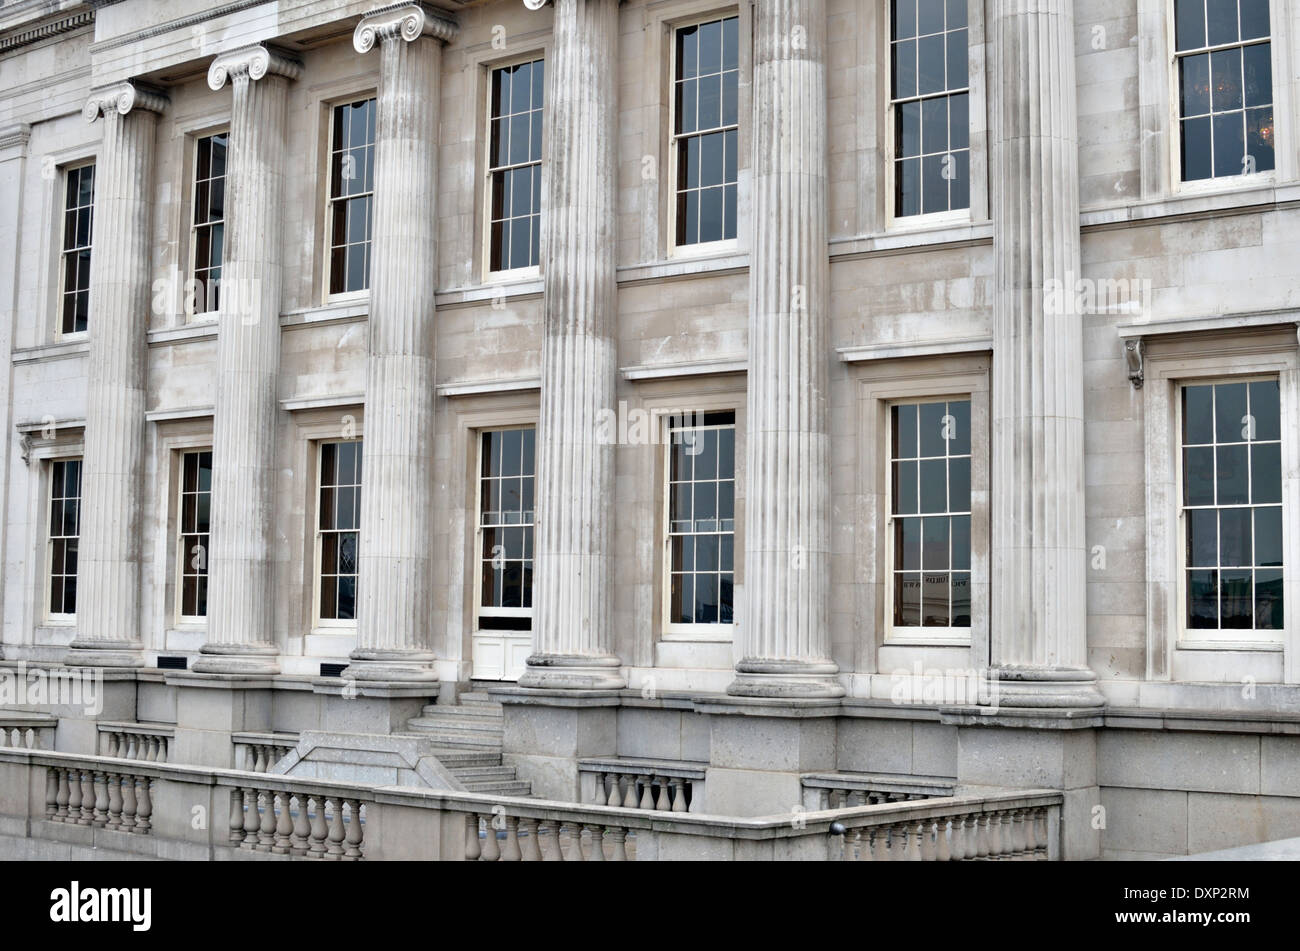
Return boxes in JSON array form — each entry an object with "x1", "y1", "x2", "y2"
[
  {"x1": 323, "y1": 96, "x2": 376, "y2": 304},
  {"x1": 45, "y1": 456, "x2": 82, "y2": 624},
  {"x1": 883, "y1": 0, "x2": 974, "y2": 230},
  {"x1": 1141, "y1": 331, "x2": 1300, "y2": 684},
  {"x1": 883, "y1": 395, "x2": 974, "y2": 644},
  {"x1": 175, "y1": 447, "x2": 213, "y2": 624},
  {"x1": 482, "y1": 55, "x2": 545, "y2": 284},
  {"x1": 312, "y1": 438, "x2": 363, "y2": 631},
  {"x1": 661, "y1": 410, "x2": 738, "y2": 640},
  {"x1": 56, "y1": 161, "x2": 94, "y2": 339},
  {"x1": 667, "y1": 11, "x2": 742, "y2": 260},
  {"x1": 188, "y1": 131, "x2": 227, "y2": 321},
  {"x1": 472, "y1": 424, "x2": 536, "y2": 633},
  {"x1": 1168, "y1": 0, "x2": 1278, "y2": 192},
  {"x1": 1174, "y1": 373, "x2": 1287, "y2": 646}
]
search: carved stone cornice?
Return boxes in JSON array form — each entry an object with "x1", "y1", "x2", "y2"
[
  {"x1": 83, "y1": 81, "x2": 168, "y2": 124},
  {"x1": 207, "y1": 43, "x2": 302, "y2": 91},
  {"x1": 0, "y1": 123, "x2": 31, "y2": 155},
  {"x1": 353, "y1": 2, "x2": 458, "y2": 53}
]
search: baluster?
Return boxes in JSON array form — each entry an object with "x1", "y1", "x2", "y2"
[
  {"x1": 935, "y1": 818, "x2": 952, "y2": 861},
  {"x1": 840, "y1": 827, "x2": 859, "y2": 861},
  {"x1": 585, "y1": 824, "x2": 605, "y2": 861},
  {"x1": 253, "y1": 746, "x2": 267, "y2": 773},
  {"x1": 54, "y1": 768, "x2": 70, "y2": 821},
  {"x1": 1029, "y1": 808, "x2": 1046, "y2": 859},
  {"x1": 156, "y1": 737, "x2": 168, "y2": 764},
  {"x1": 102, "y1": 732, "x2": 116, "y2": 758},
  {"x1": 481, "y1": 815, "x2": 501, "y2": 862},
  {"x1": 255, "y1": 790, "x2": 275, "y2": 850},
  {"x1": 920, "y1": 819, "x2": 938, "y2": 861},
  {"x1": 973, "y1": 813, "x2": 990, "y2": 859},
  {"x1": 672, "y1": 778, "x2": 688, "y2": 813},
  {"x1": 874, "y1": 825, "x2": 894, "y2": 861},
  {"x1": 229, "y1": 788, "x2": 244, "y2": 844},
  {"x1": 78, "y1": 771, "x2": 94, "y2": 824},
  {"x1": 590, "y1": 773, "x2": 607, "y2": 806},
  {"x1": 655, "y1": 778, "x2": 671, "y2": 812},
  {"x1": 0, "y1": 727, "x2": 7, "y2": 747},
  {"x1": 638, "y1": 775, "x2": 655, "y2": 810},
  {"x1": 99, "y1": 774, "x2": 118, "y2": 831},
  {"x1": 67, "y1": 769, "x2": 84, "y2": 824},
  {"x1": 92, "y1": 772, "x2": 108, "y2": 826},
  {"x1": 606, "y1": 826, "x2": 629, "y2": 861},
  {"x1": 606, "y1": 774, "x2": 623, "y2": 808},
  {"x1": 120, "y1": 774, "x2": 138, "y2": 831},
  {"x1": 273, "y1": 791, "x2": 293, "y2": 854},
  {"x1": 539, "y1": 821, "x2": 562, "y2": 861},
  {"x1": 903, "y1": 821, "x2": 923, "y2": 861},
  {"x1": 134, "y1": 777, "x2": 152, "y2": 834},
  {"x1": 519, "y1": 818, "x2": 542, "y2": 861},
  {"x1": 499, "y1": 815, "x2": 522, "y2": 861},
  {"x1": 325, "y1": 797, "x2": 346, "y2": 859},
  {"x1": 307, "y1": 795, "x2": 328, "y2": 857},
  {"x1": 241, "y1": 787, "x2": 258, "y2": 848},
  {"x1": 848, "y1": 789, "x2": 867, "y2": 807},
  {"x1": 127, "y1": 734, "x2": 140, "y2": 760},
  {"x1": 145, "y1": 736, "x2": 158, "y2": 762},
  {"x1": 464, "y1": 814, "x2": 482, "y2": 860},
  {"x1": 291, "y1": 795, "x2": 310, "y2": 855},
  {"x1": 987, "y1": 811, "x2": 1004, "y2": 859},
  {"x1": 562, "y1": 821, "x2": 584, "y2": 861},
  {"x1": 949, "y1": 815, "x2": 968, "y2": 861},
  {"x1": 44, "y1": 768, "x2": 58, "y2": 819},
  {"x1": 344, "y1": 799, "x2": 364, "y2": 860}
]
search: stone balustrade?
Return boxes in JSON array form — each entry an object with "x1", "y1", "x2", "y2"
[
  {"x1": 232, "y1": 732, "x2": 298, "y2": 772},
  {"x1": 801, "y1": 772, "x2": 956, "y2": 811},
  {"x1": 0, "y1": 715, "x2": 55, "y2": 750},
  {"x1": 96, "y1": 722, "x2": 173, "y2": 762},
  {"x1": 579, "y1": 758, "x2": 705, "y2": 813},
  {"x1": 0, "y1": 747, "x2": 1061, "y2": 861},
  {"x1": 44, "y1": 763, "x2": 154, "y2": 833},
  {"x1": 227, "y1": 784, "x2": 363, "y2": 860},
  {"x1": 833, "y1": 791, "x2": 1062, "y2": 861}
]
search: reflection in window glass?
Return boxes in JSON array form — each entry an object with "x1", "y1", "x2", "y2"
[
  {"x1": 891, "y1": 398, "x2": 971, "y2": 628},
  {"x1": 674, "y1": 17, "x2": 740, "y2": 246},
  {"x1": 479, "y1": 427, "x2": 535, "y2": 629},
  {"x1": 178, "y1": 450, "x2": 212, "y2": 618},
  {"x1": 1182, "y1": 379, "x2": 1283, "y2": 631},
  {"x1": 61, "y1": 165, "x2": 95, "y2": 334},
  {"x1": 1175, "y1": 0, "x2": 1273, "y2": 182},
  {"x1": 489, "y1": 60, "x2": 544, "y2": 272},
  {"x1": 49, "y1": 459, "x2": 82, "y2": 616},
  {"x1": 191, "y1": 134, "x2": 226, "y2": 315},
  {"x1": 319, "y1": 441, "x2": 362, "y2": 621},
  {"x1": 668, "y1": 412, "x2": 736, "y2": 625},
  {"x1": 328, "y1": 99, "x2": 376, "y2": 295},
  {"x1": 891, "y1": 0, "x2": 970, "y2": 216}
]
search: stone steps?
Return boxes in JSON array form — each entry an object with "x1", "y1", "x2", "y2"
[{"x1": 402, "y1": 697, "x2": 531, "y2": 797}]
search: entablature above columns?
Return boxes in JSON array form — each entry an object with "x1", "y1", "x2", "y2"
[{"x1": 353, "y1": 2, "x2": 458, "y2": 52}]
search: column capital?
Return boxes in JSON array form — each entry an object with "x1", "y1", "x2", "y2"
[
  {"x1": 83, "y1": 81, "x2": 167, "y2": 124},
  {"x1": 353, "y1": 3, "x2": 458, "y2": 53},
  {"x1": 207, "y1": 43, "x2": 302, "y2": 91}
]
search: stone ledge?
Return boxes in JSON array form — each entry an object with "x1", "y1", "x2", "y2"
[{"x1": 938, "y1": 705, "x2": 1106, "y2": 730}]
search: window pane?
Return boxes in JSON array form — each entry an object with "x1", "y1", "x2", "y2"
[
  {"x1": 1188, "y1": 508, "x2": 1218, "y2": 567},
  {"x1": 1187, "y1": 569, "x2": 1218, "y2": 628},
  {"x1": 1219, "y1": 508, "x2": 1252, "y2": 567},
  {"x1": 1256, "y1": 568, "x2": 1284, "y2": 629},
  {"x1": 1180, "y1": 54, "x2": 1211, "y2": 117},
  {"x1": 1175, "y1": 0, "x2": 1206, "y2": 50},
  {"x1": 1219, "y1": 569, "x2": 1253, "y2": 628},
  {"x1": 1181, "y1": 116, "x2": 1213, "y2": 181},
  {"x1": 922, "y1": 572, "x2": 950, "y2": 627},
  {"x1": 1205, "y1": 0, "x2": 1239, "y2": 46},
  {"x1": 1251, "y1": 443, "x2": 1281, "y2": 504},
  {"x1": 1240, "y1": 0, "x2": 1271, "y2": 41},
  {"x1": 897, "y1": 518, "x2": 922, "y2": 572},
  {"x1": 922, "y1": 516, "x2": 949, "y2": 570},
  {"x1": 1255, "y1": 507, "x2": 1283, "y2": 566},
  {"x1": 920, "y1": 458, "x2": 947, "y2": 513}
]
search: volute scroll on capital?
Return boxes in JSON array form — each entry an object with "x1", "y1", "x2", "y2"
[
  {"x1": 207, "y1": 44, "x2": 303, "y2": 92},
  {"x1": 83, "y1": 81, "x2": 168, "y2": 124},
  {"x1": 353, "y1": 3, "x2": 459, "y2": 53}
]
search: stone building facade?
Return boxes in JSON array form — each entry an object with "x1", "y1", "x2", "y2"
[{"x1": 1, "y1": 0, "x2": 1300, "y2": 860}]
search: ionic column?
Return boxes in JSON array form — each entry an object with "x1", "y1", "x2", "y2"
[
  {"x1": 518, "y1": 0, "x2": 625, "y2": 690},
  {"x1": 65, "y1": 83, "x2": 167, "y2": 668},
  {"x1": 727, "y1": 0, "x2": 842, "y2": 698},
  {"x1": 346, "y1": 4, "x2": 457, "y2": 684},
  {"x1": 193, "y1": 46, "x2": 300, "y2": 675},
  {"x1": 987, "y1": 1, "x2": 1101, "y2": 708}
]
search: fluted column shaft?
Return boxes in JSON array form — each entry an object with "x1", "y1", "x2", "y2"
[
  {"x1": 348, "y1": 6, "x2": 454, "y2": 683},
  {"x1": 67, "y1": 84, "x2": 165, "y2": 668},
  {"x1": 727, "y1": 0, "x2": 842, "y2": 698},
  {"x1": 196, "y1": 47, "x2": 298, "y2": 674},
  {"x1": 519, "y1": 0, "x2": 624, "y2": 690},
  {"x1": 987, "y1": 1, "x2": 1100, "y2": 707}
]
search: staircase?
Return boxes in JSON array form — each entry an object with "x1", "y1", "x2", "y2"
[{"x1": 401, "y1": 692, "x2": 532, "y2": 797}]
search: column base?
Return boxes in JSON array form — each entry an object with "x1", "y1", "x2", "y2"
[
  {"x1": 726, "y1": 658, "x2": 846, "y2": 699},
  {"x1": 344, "y1": 648, "x2": 440, "y2": 684},
  {"x1": 983, "y1": 665, "x2": 1106, "y2": 710},
  {"x1": 517, "y1": 653, "x2": 626, "y2": 690},
  {"x1": 191, "y1": 642, "x2": 280, "y2": 675},
  {"x1": 63, "y1": 638, "x2": 144, "y2": 669}
]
